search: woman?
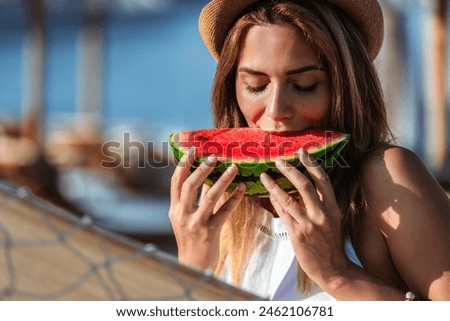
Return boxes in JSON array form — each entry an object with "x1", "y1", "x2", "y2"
[{"x1": 169, "y1": 0, "x2": 450, "y2": 300}]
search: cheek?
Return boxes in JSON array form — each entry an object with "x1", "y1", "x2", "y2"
[
  {"x1": 294, "y1": 100, "x2": 330, "y2": 124},
  {"x1": 297, "y1": 92, "x2": 331, "y2": 124},
  {"x1": 236, "y1": 92, "x2": 265, "y2": 125},
  {"x1": 299, "y1": 108, "x2": 328, "y2": 123},
  {"x1": 241, "y1": 105, "x2": 265, "y2": 125}
]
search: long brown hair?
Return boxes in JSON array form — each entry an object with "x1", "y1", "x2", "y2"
[{"x1": 211, "y1": 0, "x2": 392, "y2": 292}]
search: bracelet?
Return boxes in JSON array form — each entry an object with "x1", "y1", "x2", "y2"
[{"x1": 405, "y1": 291, "x2": 416, "y2": 301}]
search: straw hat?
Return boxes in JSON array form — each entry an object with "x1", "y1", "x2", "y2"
[{"x1": 199, "y1": 0, "x2": 384, "y2": 61}]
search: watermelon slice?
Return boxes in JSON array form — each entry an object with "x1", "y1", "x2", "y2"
[{"x1": 169, "y1": 128, "x2": 349, "y2": 197}]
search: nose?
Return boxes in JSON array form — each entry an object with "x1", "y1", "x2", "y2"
[{"x1": 265, "y1": 85, "x2": 293, "y2": 122}]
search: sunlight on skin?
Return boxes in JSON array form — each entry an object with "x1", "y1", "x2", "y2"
[{"x1": 382, "y1": 207, "x2": 401, "y2": 230}]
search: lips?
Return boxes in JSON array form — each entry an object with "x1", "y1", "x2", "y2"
[{"x1": 256, "y1": 125, "x2": 314, "y2": 133}]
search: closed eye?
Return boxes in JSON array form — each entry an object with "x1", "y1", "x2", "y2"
[
  {"x1": 292, "y1": 83, "x2": 318, "y2": 93},
  {"x1": 246, "y1": 84, "x2": 268, "y2": 94}
]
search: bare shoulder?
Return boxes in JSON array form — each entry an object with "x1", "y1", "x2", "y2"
[
  {"x1": 361, "y1": 144, "x2": 450, "y2": 222},
  {"x1": 363, "y1": 145, "x2": 435, "y2": 184},
  {"x1": 361, "y1": 145, "x2": 448, "y2": 201},
  {"x1": 359, "y1": 145, "x2": 450, "y2": 300}
]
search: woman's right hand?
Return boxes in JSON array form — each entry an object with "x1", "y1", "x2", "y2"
[{"x1": 169, "y1": 147, "x2": 246, "y2": 270}]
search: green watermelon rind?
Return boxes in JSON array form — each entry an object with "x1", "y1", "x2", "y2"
[{"x1": 169, "y1": 130, "x2": 349, "y2": 197}]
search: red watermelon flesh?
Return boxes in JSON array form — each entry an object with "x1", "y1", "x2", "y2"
[
  {"x1": 170, "y1": 128, "x2": 349, "y2": 197},
  {"x1": 172, "y1": 128, "x2": 347, "y2": 162}
]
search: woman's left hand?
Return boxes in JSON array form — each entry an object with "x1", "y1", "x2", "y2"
[{"x1": 259, "y1": 148, "x2": 351, "y2": 284}]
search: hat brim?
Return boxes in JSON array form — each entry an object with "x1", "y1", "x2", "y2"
[{"x1": 199, "y1": 0, "x2": 383, "y2": 61}]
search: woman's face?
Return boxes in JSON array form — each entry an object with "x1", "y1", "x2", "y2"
[{"x1": 235, "y1": 24, "x2": 331, "y2": 132}]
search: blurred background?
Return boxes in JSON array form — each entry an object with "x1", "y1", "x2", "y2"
[{"x1": 0, "y1": 0, "x2": 449, "y2": 255}]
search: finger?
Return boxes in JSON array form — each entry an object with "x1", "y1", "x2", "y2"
[
  {"x1": 200, "y1": 183, "x2": 211, "y2": 200},
  {"x1": 200, "y1": 183, "x2": 231, "y2": 214},
  {"x1": 268, "y1": 192, "x2": 299, "y2": 228},
  {"x1": 179, "y1": 154, "x2": 218, "y2": 209},
  {"x1": 197, "y1": 164, "x2": 240, "y2": 221},
  {"x1": 170, "y1": 146, "x2": 196, "y2": 206},
  {"x1": 298, "y1": 148, "x2": 338, "y2": 207},
  {"x1": 260, "y1": 172, "x2": 305, "y2": 223},
  {"x1": 210, "y1": 182, "x2": 246, "y2": 227},
  {"x1": 274, "y1": 158, "x2": 322, "y2": 212}
]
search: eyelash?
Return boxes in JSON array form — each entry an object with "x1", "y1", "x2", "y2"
[
  {"x1": 246, "y1": 85, "x2": 267, "y2": 94},
  {"x1": 292, "y1": 83, "x2": 318, "y2": 93},
  {"x1": 246, "y1": 83, "x2": 318, "y2": 95}
]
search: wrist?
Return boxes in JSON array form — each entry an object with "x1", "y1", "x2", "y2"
[
  {"x1": 314, "y1": 259, "x2": 355, "y2": 294},
  {"x1": 317, "y1": 263, "x2": 413, "y2": 301},
  {"x1": 178, "y1": 254, "x2": 218, "y2": 271}
]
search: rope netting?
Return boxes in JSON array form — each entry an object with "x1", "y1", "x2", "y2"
[{"x1": 0, "y1": 181, "x2": 260, "y2": 301}]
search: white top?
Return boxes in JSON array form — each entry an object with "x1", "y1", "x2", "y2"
[{"x1": 221, "y1": 211, "x2": 362, "y2": 300}]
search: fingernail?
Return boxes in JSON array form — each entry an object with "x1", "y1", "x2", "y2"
[
  {"x1": 187, "y1": 146, "x2": 195, "y2": 157},
  {"x1": 226, "y1": 164, "x2": 237, "y2": 174},
  {"x1": 299, "y1": 148, "x2": 310, "y2": 157},
  {"x1": 275, "y1": 158, "x2": 286, "y2": 167},
  {"x1": 260, "y1": 172, "x2": 271, "y2": 185},
  {"x1": 205, "y1": 154, "x2": 217, "y2": 166},
  {"x1": 298, "y1": 148, "x2": 308, "y2": 162},
  {"x1": 237, "y1": 182, "x2": 246, "y2": 192}
]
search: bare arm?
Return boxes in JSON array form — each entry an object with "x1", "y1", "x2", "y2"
[
  {"x1": 259, "y1": 146, "x2": 450, "y2": 300},
  {"x1": 356, "y1": 146, "x2": 450, "y2": 300}
]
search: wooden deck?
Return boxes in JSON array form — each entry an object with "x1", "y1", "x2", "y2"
[{"x1": 0, "y1": 182, "x2": 261, "y2": 301}]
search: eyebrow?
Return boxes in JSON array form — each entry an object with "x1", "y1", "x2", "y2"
[{"x1": 238, "y1": 65, "x2": 324, "y2": 76}]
